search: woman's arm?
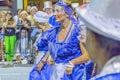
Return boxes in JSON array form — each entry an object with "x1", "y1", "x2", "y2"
[
  {"x1": 3, "y1": 20, "x2": 8, "y2": 28},
  {"x1": 11, "y1": 20, "x2": 16, "y2": 27},
  {"x1": 6, "y1": 20, "x2": 16, "y2": 28},
  {"x1": 70, "y1": 43, "x2": 89, "y2": 65},
  {"x1": 41, "y1": 51, "x2": 50, "y2": 62},
  {"x1": 66, "y1": 43, "x2": 90, "y2": 74},
  {"x1": 47, "y1": 53, "x2": 55, "y2": 65},
  {"x1": 37, "y1": 51, "x2": 50, "y2": 71},
  {"x1": 8, "y1": 20, "x2": 16, "y2": 27}
]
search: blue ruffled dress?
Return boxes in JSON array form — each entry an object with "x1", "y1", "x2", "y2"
[
  {"x1": 29, "y1": 29, "x2": 53, "y2": 80},
  {"x1": 95, "y1": 73, "x2": 120, "y2": 80},
  {"x1": 29, "y1": 16, "x2": 86, "y2": 80}
]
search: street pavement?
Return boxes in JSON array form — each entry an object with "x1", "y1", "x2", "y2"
[{"x1": 0, "y1": 62, "x2": 33, "y2": 80}]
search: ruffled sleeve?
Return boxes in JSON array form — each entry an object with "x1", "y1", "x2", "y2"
[
  {"x1": 36, "y1": 31, "x2": 49, "y2": 51},
  {"x1": 48, "y1": 15, "x2": 61, "y2": 28},
  {"x1": 36, "y1": 28, "x2": 59, "y2": 51}
]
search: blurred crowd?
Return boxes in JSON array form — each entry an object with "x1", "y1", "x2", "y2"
[{"x1": 0, "y1": 1, "x2": 86, "y2": 65}]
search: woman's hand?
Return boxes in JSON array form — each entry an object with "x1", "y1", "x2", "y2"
[
  {"x1": 36, "y1": 52, "x2": 49, "y2": 72},
  {"x1": 47, "y1": 55, "x2": 55, "y2": 65},
  {"x1": 65, "y1": 61, "x2": 74, "y2": 74},
  {"x1": 65, "y1": 66, "x2": 74, "y2": 74}
]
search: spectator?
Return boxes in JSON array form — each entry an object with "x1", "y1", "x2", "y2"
[
  {"x1": 4, "y1": 11, "x2": 16, "y2": 65},
  {"x1": 28, "y1": 6, "x2": 38, "y2": 27},
  {"x1": 0, "y1": 11, "x2": 6, "y2": 62},
  {"x1": 20, "y1": 11, "x2": 31, "y2": 63},
  {"x1": 43, "y1": 1, "x2": 53, "y2": 16},
  {"x1": 14, "y1": 9, "x2": 23, "y2": 57},
  {"x1": 14, "y1": 8, "x2": 23, "y2": 25},
  {"x1": 27, "y1": 5, "x2": 32, "y2": 15}
]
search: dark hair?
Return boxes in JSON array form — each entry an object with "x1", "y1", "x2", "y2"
[
  {"x1": 93, "y1": 31, "x2": 120, "y2": 59},
  {"x1": 7, "y1": 12, "x2": 14, "y2": 21},
  {"x1": 17, "y1": 9, "x2": 23, "y2": 14}
]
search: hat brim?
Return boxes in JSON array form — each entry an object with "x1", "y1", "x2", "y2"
[
  {"x1": 43, "y1": 7, "x2": 52, "y2": 11},
  {"x1": 76, "y1": 8, "x2": 120, "y2": 41},
  {"x1": 34, "y1": 11, "x2": 49, "y2": 23}
]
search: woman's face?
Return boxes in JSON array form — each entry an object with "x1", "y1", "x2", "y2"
[
  {"x1": 18, "y1": 9, "x2": 23, "y2": 15},
  {"x1": 21, "y1": 13, "x2": 28, "y2": 19},
  {"x1": 7, "y1": 13, "x2": 12, "y2": 20},
  {"x1": 36, "y1": 22, "x2": 46, "y2": 29},
  {"x1": 1, "y1": 11, "x2": 6, "y2": 18},
  {"x1": 30, "y1": 9, "x2": 37, "y2": 15},
  {"x1": 53, "y1": 5, "x2": 67, "y2": 22},
  {"x1": 45, "y1": 8, "x2": 53, "y2": 15}
]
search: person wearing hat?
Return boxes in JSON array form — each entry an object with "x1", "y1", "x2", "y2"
[
  {"x1": 29, "y1": 11, "x2": 53, "y2": 80},
  {"x1": 43, "y1": 1, "x2": 53, "y2": 16},
  {"x1": 31, "y1": 11, "x2": 50, "y2": 60},
  {"x1": 31, "y1": 11, "x2": 49, "y2": 38},
  {"x1": 76, "y1": 0, "x2": 120, "y2": 79},
  {"x1": 27, "y1": 6, "x2": 38, "y2": 28}
]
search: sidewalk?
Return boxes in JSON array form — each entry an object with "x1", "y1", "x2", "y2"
[
  {"x1": 0, "y1": 62, "x2": 33, "y2": 80},
  {"x1": 0, "y1": 61, "x2": 33, "y2": 67}
]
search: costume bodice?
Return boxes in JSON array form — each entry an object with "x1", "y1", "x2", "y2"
[
  {"x1": 37, "y1": 15, "x2": 82, "y2": 63},
  {"x1": 48, "y1": 23, "x2": 81, "y2": 63}
]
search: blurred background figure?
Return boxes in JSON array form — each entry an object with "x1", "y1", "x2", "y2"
[
  {"x1": 14, "y1": 9, "x2": 23, "y2": 60},
  {"x1": 20, "y1": 11, "x2": 31, "y2": 64},
  {"x1": 35, "y1": 11, "x2": 50, "y2": 57},
  {"x1": 26, "y1": 6, "x2": 32, "y2": 15},
  {"x1": 28, "y1": 6, "x2": 38, "y2": 28},
  {"x1": 29, "y1": 11, "x2": 51, "y2": 80},
  {"x1": 76, "y1": 0, "x2": 120, "y2": 79},
  {"x1": 14, "y1": 8, "x2": 23, "y2": 26},
  {"x1": 0, "y1": 11, "x2": 6, "y2": 62},
  {"x1": 30, "y1": 11, "x2": 49, "y2": 64},
  {"x1": 43, "y1": 1, "x2": 53, "y2": 16},
  {"x1": 4, "y1": 11, "x2": 16, "y2": 65}
]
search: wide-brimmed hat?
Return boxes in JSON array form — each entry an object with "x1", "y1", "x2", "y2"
[
  {"x1": 76, "y1": 0, "x2": 120, "y2": 41},
  {"x1": 34, "y1": 11, "x2": 49, "y2": 23},
  {"x1": 43, "y1": 1, "x2": 52, "y2": 11}
]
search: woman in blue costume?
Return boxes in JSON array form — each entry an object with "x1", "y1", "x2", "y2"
[
  {"x1": 29, "y1": 0, "x2": 89, "y2": 80},
  {"x1": 47, "y1": 0, "x2": 90, "y2": 79}
]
